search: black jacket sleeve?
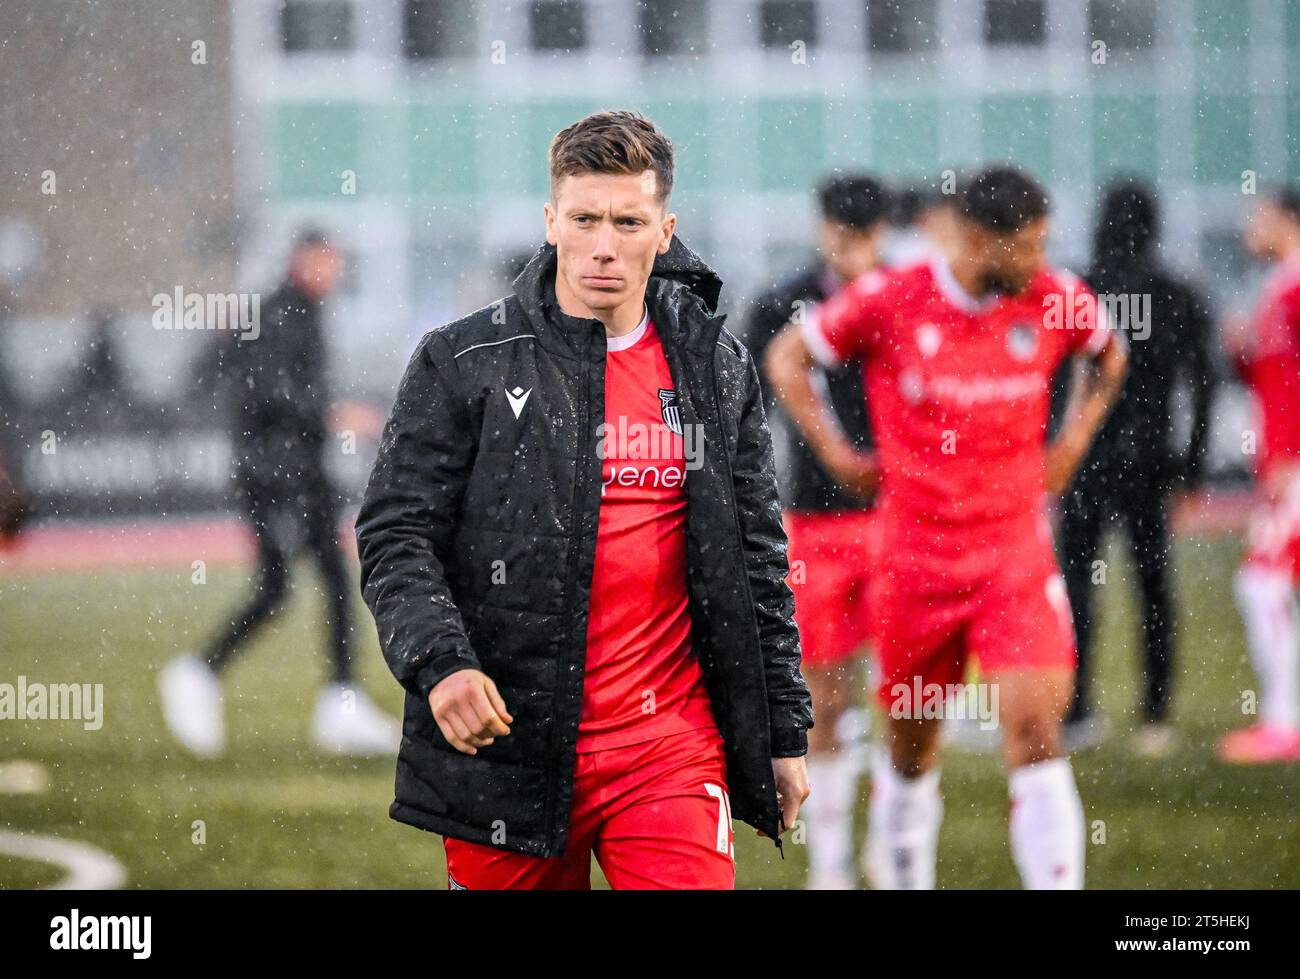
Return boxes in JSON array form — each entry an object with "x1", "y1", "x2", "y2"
[
  {"x1": 355, "y1": 331, "x2": 482, "y2": 702},
  {"x1": 725, "y1": 339, "x2": 814, "y2": 757}
]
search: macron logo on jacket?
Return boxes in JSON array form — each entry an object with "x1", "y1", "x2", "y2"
[{"x1": 505, "y1": 385, "x2": 532, "y2": 418}]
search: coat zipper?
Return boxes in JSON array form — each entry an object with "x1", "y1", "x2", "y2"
[{"x1": 546, "y1": 329, "x2": 597, "y2": 855}]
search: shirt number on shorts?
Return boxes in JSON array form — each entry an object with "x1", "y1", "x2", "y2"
[
  {"x1": 1046, "y1": 573, "x2": 1073, "y2": 636},
  {"x1": 704, "y1": 782, "x2": 734, "y2": 858}
]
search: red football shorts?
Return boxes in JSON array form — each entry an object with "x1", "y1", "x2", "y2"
[
  {"x1": 442, "y1": 726, "x2": 734, "y2": 890},
  {"x1": 869, "y1": 524, "x2": 1076, "y2": 712},
  {"x1": 784, "y1": 509, "x2": 878, "y2": 665}
]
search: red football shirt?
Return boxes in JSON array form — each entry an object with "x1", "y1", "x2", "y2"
[
  {"x1": 804, "y1": 256, "x2": 1112, "y2": 580},
  {"x1": 577, "y1": 311, "x2": 717, "y2": 752},
  {"x1": 1243, "y1": 254, "x2": 1300, "y2": 477}
]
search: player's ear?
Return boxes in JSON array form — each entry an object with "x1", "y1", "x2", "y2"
[
  {"x1": 544, "y1": 201, "x2": 558, "y2": 247},
  {"x1": 658, "y1": 211, "x2": 676, "y2": 254}
]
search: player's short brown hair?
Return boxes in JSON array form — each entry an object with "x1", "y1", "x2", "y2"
[{"x1": 548, "y1": 110, "x2": 674, "y2": 208}]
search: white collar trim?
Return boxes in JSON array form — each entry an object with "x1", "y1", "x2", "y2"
[
  {"x1": 606, "y1": 304, "x2": 650, "y2": 352},
  {"x1": 930, "y1": 254, "x2": 998, "y2": 314}
]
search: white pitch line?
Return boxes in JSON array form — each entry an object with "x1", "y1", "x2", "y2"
[{"x1": 0, "y1": 830, "x2": 127, "y2": 890}]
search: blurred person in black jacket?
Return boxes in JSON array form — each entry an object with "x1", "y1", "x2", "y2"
[
  {"x1": 70, "y1": 307, "x2": 128, "y2": 428},
  {"x1": 1059, "y1": 181, "x2": 1216, "y2": 757},
  {"x1": 159, "y1": 229, "x2": 398, "y2": 758},
  {"x1": 745, "y1": 173, "x2": 889, "y2": 889},
  {"x1": 0, "y1": 303, "x2": 30, "y2": 544}
]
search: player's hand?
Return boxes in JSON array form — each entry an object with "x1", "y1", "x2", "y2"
[
  {"x1": 1222, "y1": 313, "x2": 1252, "y2": 362},
  {"x1": 327, "y1": 399, "x2": 385, "y2": 440},
  {"x1": 427, "y1": 669, "x2": 513, "y2": 755},
  {"x1": 1262, "y1": 462, "x2": 1300, "y2": 505},
  {"x1": 1170, "y1": 488, "x2": 1197, "y2": 528},
  {"x1": 1044, "y1": 434, "x2": 1087, "y2": 496},
  {"x1": 759, "y1": 756, "x2": 810, "y2": 839},
  {"x1": 821, "y1": 442, "x2": 880, "y2": 501}
]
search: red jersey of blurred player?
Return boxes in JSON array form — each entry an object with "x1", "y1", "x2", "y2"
[
  {"x1": 765, "y1": 167, "x2": 1126, "y2": 890},
  {"x1": 1219, "y1": 189, "x2": 1300, "y2": 764},
  {"x1": 1237, "y1": 253, "x2": 1300, "y2": 575},
  {"x1": 802, "y1": 257, "x2": 1112, "y2": 705}
]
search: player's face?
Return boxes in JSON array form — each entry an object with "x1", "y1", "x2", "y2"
[
  {"x1": 290, "y1": 244, "x2": 343, "y2": 300},
  {"x1": 819, "y1": 220, "x2": 883, "y2": 282},
  {"x1": 918, "y1": 204, "x2": 960, "y2": 260},
  {"x1": 545, "y1": 171, "x2": 675, "y2": 316},
  {"x1": 967, "y1": 216, "x2": 1047, "y2": 297},
  {"x1": 1245, "y1": 201, "x2": 1291, "y2": 261}
]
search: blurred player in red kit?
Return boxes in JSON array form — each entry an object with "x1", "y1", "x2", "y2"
[
  {"x1": 766, "y1": 167, "x2": 1127, "y2": 889},
  {"x1": 1220, "y1": 186, "x2": 1300, "y2": 764}
]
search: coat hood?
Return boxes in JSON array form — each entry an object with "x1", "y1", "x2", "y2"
[{"x1": 1092, "y1": 180, "x2": 1158, "y2": 267}]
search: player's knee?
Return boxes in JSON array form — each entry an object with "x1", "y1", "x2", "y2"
[
  {"x1": 807, "y1": 703, "x2": 846, "y2": 753},
  {"x1": 1001, "y1": 711, "x2": 1061, "y2": 764},
  {"x1": 893, "y1": 755, "x2": 930, "y2": 779},
  {"x1": 807, "y1": 726, "x2": 838, "y2": 754},
  {"x1": 886, "y1": 723, "x2": 941, "y2": 776}
]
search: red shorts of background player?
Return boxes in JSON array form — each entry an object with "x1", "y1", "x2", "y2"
[
  {"x1": 1243, "y1": 471, "x2": 1300, "y2": 581},
  {"x1": 784, "y1": 509, "x2": 878, "y2": 665},
  {"x1": 870, "y1": 530, "x2": 1076, "y2": 713},
  {"x1": 442, "y1": 726, "x2": 734, "y2": 890}
]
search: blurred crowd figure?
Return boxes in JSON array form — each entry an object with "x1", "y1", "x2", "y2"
[
  {"x1": 1060, "y1": 180, "x2": 1216, "y2": 756},
  {"x1": 0, "y1": 304, "x2": 134, "y2": 540},
  {"x1": 158, "y1": 228, "x2": 399, "y2": 759},
  {"x1": 0, "y1": 326, "x2": 28, "y2": 546},
  {"x1": 1219, "y1": 187, "x2": 1300, "y2": 763},
  {"x1": 70, "y1": 306, "x2": 130, "y2": 429}
]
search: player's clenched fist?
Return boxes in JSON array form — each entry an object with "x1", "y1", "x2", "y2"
[
  {"x1": 821, "y1": 442, "x2": 881, "y2": 502},
  {"x1": 773, "y1": 756, "x2": 810, "y2": 833},
  {"x1": 757, "y1": 756, "x2": 811, "y2": 839},
  {"x1": 428, "y1": 669, "x2": 513, "y2": 755}
]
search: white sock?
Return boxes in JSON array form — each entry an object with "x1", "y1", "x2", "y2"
[
  {"x1": 803, "y1": 752, "x2": 858, "y2": 883},
  {"x1": 1234, "y1": 565, "x2": 1300, "y2": 730},
  {"x1": 866, "y1": 747, "x2": 941, "y2": 890},
  {"x1": 1008, "y1": 757, "x2": 1085, "y2": 890}
]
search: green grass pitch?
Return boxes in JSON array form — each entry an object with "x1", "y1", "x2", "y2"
[{"x1": 1, "y1": 531, "x2": 1297, "y2": 888}]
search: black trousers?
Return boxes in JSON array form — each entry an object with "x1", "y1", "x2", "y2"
[
  {"x1": 203, "y1": 462, "x2": 354, "y2": 683},
  {"x1": 1059, "y1": 466, "x2": 1175, "y2": 724}
]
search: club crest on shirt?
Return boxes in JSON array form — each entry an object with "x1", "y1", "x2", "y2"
[
  {"x1": 898, "y1": 368, "x2": 925, "y2": 405},
  {"x1": 658, "y1": 388, "x2": 682, "y2": 435},
  {"x1": 915, "y1": 322, "x2": 943, "y2": 358},
  {"x1": 1006, "y1": 322, "x2": 1039, "y2": 361}
]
